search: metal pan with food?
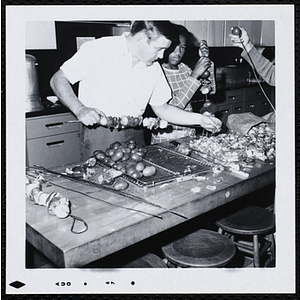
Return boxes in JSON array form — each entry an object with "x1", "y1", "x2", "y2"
[{"x1": 93, "y1": 141, "x2": 211, "y2": 187}]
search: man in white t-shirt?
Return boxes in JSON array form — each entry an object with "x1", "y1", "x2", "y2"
[{"x1": 50, "y1": 21, "x2": 222, "y2": 159}]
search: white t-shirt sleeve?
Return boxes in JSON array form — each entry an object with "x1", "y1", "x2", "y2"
[
  {"x1": 60, "y1": 40, "x2": 99, "y2": 85},
  {"x1": 149, "y1": 64, "x2": 172, "y2": 107}
]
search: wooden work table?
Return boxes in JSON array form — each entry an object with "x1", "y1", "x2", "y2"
[{"x1": 26, "y1": 142, "x2": 275, "y2": 268}]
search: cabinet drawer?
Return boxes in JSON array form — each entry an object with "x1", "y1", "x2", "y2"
[
  {"x1": 224, "y1": 89, "x2": 244, "y2": 104},
  {"x1": 26, "y1": 132, "x2": 81, "y2": 168},
  {"x1": 216, "y1": 104, "x2": 232, "y2": 124},
  {"x1": 231, "y1": 102, "x2": 244, "y2": 114},
  {"x1": 244, "y1": 100, "x2": 258, "y2": 115},
  {"x1": 244, "y1": 86, "x2": 265, "y2": 101},
  {"x1": 257, "y1": 99, "x2": 272, "y2": 117},
  {"x1": 26, "y1": 113, "x2": 80, "y2": 139}
]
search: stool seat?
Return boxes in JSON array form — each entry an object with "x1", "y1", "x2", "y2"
[
  {"x1": 122, "y1": 253, "x2": 167, "y2": 268},
  {"x1": 161, "y1": 229, "x2": 236, "y2": 268},
  {"x1": 216, "y1": 205, "x2": 275, "y2": 235},
  {"x1": 216, "y1": 205, "x2": 275, "y2": 267}
]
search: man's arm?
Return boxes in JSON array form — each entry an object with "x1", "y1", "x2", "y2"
[
  {"x1": 50, "y1": 70, "x2": 103, "y2": 126},
  {"x1": 151, "y1": 103, "x2": 222, "y2": 132}
]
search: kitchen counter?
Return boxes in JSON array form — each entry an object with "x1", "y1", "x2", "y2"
[
  {"x1": 26, "y1": 82, "x2": 271, "y2": 118},
  {"x1": 26, "y1": 104, "x2": 71, "y2": 118},
  {"x1": 26, "y1": 140, "x2": 275, "y2": 268},
  {"x1": 215, "y1": 81, "x2": 268, "y2": 91}
]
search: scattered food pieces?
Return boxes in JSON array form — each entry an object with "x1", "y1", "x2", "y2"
[
  {"x1": 206, "y1": 185, "x2": 217, "y2": 191},
  {"x1": 189, "y1": 122, "x2": 275, "y2": 169},
  {"x1": 214, "y1": 177, "x2": 223, "y2": 183},
  {"x1": 191, "y1": 186, "x2": 202, "y2": 193},
  {"x1": 176, "y1": 142, "x2": 191, "y2": 155},
  {"x1": 83, "y1": 157, "x2": 97, "y2": 167},
  {"x1": 212, "y1": 165, "x2": 224, "y2": 174}
]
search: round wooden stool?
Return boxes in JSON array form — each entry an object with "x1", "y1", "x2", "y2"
[
  {"x1": 216, "y1": 205, "x2": 275, "y2": 267},
  {"x1": 122, "y1": 253, "x2": 168, "y2": 268},
  {"x1": 161, "y1": 229, "x2": 236, "y2": 268}
]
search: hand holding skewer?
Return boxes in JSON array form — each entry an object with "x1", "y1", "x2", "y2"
[{"x1": 199, "y1": 111, "x2": 222, "y2": 133}]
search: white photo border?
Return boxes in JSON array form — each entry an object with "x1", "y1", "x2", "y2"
[{"x1": 5, "y1": 4, "x2": 296, "y2": 295}]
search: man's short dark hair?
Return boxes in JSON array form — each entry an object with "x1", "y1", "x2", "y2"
[{"x1": 130, "y1": 21, "x2": 177, "y2": 43}]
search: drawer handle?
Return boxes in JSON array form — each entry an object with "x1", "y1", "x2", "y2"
[
  {"x1": 45, "y1": 122, "x2": 64, "y2": 129},
  {"x1": 247, "y1": 104, "x2": 255, "y2": 108},
  {"x1": 46, "y1": 140, "x2": 65, "y2": 147},
  {"x1": 221, "y1": 109, "x2": 229, "y2": 113},
  {"x1": 234, "y1": 107, "x2": 242, "y2": 111},
  {"x1": 228, "y1": 96, "x2": 236, "y2": 100}
]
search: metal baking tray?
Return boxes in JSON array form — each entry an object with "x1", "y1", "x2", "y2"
[{"x1": 113, "y1": 145, "x2": 212, "y2": 187}]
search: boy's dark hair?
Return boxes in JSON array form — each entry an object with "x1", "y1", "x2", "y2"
[
  {"x1": 130, "y1": 21, "x2": 178, "y2": 43},
  {"x1": 159, "y1": 24, "x2": 192, "y2": 64},
  {"x1": 174, "y1": 24, "x2": 192, "y2": 41}
]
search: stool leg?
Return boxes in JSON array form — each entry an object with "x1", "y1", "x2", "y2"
[
  {"x1": 253, "y1": 234, "x2": 260, "y2": 267},
  {"x1": 218, "y1": 228, "x2": 234, "y2": 241},
  {"x1": 166, "y1": 260, "x2": 177, "y2": 268},
  {"x1": 267, "y1": 233, "x2": 276, "y2": 265}
]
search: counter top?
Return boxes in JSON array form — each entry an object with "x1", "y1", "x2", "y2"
[
  {"x1": 215, "y1": 81, "x2": 268, "y2": 91},
  {"x1": 26, "y1": 104, "x2": 71, "y2": 118},
  {"x1": 26, "y1": 83, "x2": 270, "y2": 118},
  {"x1": 26, "y1": 141, "x2": 275, "y2": 268}
]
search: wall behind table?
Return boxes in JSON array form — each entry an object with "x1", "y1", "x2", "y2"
[
  {"x1": 26, "y1": 49, "x2": 66, "y2": 105},
  {"x1": 26, "y1": 21, "x2": 128, "y2": 106}
]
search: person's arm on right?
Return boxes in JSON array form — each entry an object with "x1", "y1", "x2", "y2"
[
  {"x1": 229, "y1": 27, "x2": 275, "y2": 86},
  {"x1": 241, "y1": 46, "x2": 275, "y2": 86},
  {"x1": 50, "y1": 70, "x2": 103, "y2": 126}
]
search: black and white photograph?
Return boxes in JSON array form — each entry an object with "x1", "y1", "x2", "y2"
[{"x1": 5, "y1": 4, "x2": 295, "y2": 295}]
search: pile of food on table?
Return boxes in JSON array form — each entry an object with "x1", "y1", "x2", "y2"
[
  {"x1": 188, "y1": 122, "x2": 275, "y2": 166},
  {"x1": 62, "y1": 112, "x2": 275, "y2": 191}
]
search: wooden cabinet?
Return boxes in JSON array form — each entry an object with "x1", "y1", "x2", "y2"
[
  {"x1": 260, "y1": 21, "x2": 275, "y2": 46},
  {"x1": 26, "y1": 112, "x2": 81, "y2": 168},
  {"x1": 244, "y1": 85, "x2": 264, "y2": 101},
  {"x1": 223, "y1": 89, "x2": 244, "y2": 104},
  {"x1": 216, "y1": 104, "x2": 232, "y2": 124},
  {"x1": 183, "y1": 20, "x2": 274, "y2": 47},
  {"x1": 207, "y1": 21, "x2": 225, "y2": 47},
  {"x1": 258, "y1": 98, "x2": 272, "y2": 117},
  {"x1": 185, "y1": 20, "x2": 225, "y2": 46},
  {"x1": 215, "y1": 89, "x2": 244, "y2": 123},
  {"x1": 244, "y1": 85, "x2": 272, "y2": 117},
  {"x1": 213, "y1": 84, "x2": 274, "y2": 124},
  {"x1": 244, "y1": 100, "x2": 258, "y2": 115}
]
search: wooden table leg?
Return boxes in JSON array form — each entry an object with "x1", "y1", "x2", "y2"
[{"x1": 253, "y1": 234, "x2": 260, "y2": 267}]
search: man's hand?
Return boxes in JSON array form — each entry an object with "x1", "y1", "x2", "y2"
[
  {"x1": 50, "y1": 70, "x2": 106, "y2": 126},
  {"x1": 199, "y1": 113, "x2": 222, "y2": 133},
  {"x1": 75, "y1": 106, "x2": 105, "y2": 126}
]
